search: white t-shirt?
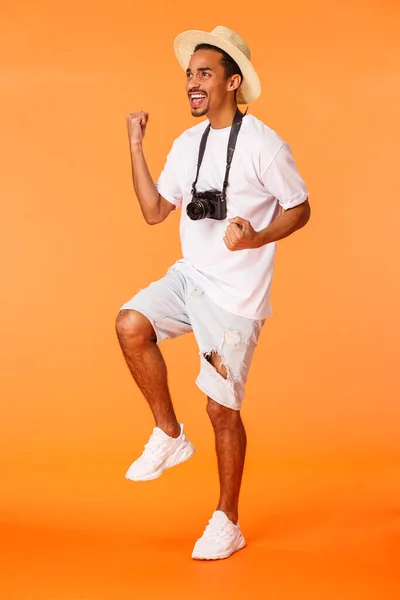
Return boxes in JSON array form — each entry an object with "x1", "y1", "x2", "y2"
[{"x1": 155, "y1": 114, "x2": 308, "y2": 320}]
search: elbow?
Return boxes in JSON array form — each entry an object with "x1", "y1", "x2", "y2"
[
  {"x1": 144, "y1": 215, "x2": 162, "y2": 226},
  {"x1": 299, "y1": 199, "x2": 311, "y2": 228},
  {"x1": 143, "y1": 206, "x2": 164, "y2": 225},
  {"x1": 144, "y1": 194, "x2": 170, "y2": 225},
  {"x1": 304, "y1": 203, "x2": 311, "y2": 226}
]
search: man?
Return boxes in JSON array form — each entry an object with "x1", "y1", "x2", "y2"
[{"x1": 116, "y1": 25, "x2": 310, "y2": 561}]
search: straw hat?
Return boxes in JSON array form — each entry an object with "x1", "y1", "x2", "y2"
[{"x1": 174, "y1": 25, "x2": 261, "y2": 105}]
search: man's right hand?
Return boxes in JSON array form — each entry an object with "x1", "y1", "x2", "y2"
[{"x1": 127, "y1": 111, "x2": 149, "y2": 146}]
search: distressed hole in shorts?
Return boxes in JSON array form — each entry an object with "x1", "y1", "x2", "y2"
[
  {"x1": 223, "y1": 329, "x2": 243, "y2": 346},
  {"x1": 203, "y1": 350, "x2": 235, "y2": 388}
]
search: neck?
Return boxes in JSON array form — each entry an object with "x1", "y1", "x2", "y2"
[{"x1": 208, "y1": 102, "x2": 240, "y2": 130}]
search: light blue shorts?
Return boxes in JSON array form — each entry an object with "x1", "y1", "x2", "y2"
[{"x1": 119, "y1": 269, "x2": 264, "y2": 411}]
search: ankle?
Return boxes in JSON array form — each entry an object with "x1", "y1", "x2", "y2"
[
  {"x1": 157, "y1": 422, "x2": 181, "y2": 438},
  {"x1": 217, "y1": 507, "x2": 238, "y2": 525}
]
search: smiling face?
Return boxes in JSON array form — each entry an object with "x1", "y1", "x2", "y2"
[{"x1": 186, "y1": 49, "x2": 241, "y2": 118}]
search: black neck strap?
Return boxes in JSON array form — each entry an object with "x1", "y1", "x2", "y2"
[{"x1": 191, "y1": 107, "x2": 247, "y2": 200}]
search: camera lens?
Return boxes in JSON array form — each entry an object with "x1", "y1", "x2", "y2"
[{"x1": 186, "y1": 199, "x2": 213, "y2": 221}]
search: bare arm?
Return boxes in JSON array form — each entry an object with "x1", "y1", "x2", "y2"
[
  {"x1": 127, "y1": 111, "x2": 175, "y2": 225},
  {"x1": 256, "y1": 199, "x2": 311, "y2": 246},
  {"x1": 224, "y1": 200, "x2": 311, "y2": 251}
]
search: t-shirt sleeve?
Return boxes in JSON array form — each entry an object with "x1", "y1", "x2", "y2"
[
  {"x1": 261, "y1": 143, "x2": 309, "y2": 210},
  {"x1": 155, "y1": 139, "x2": 183, "y2": 209}
]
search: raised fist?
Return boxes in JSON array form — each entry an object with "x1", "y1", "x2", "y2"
[{"x1": 127, "y1": 111, "x2": 149, "y2": 146}]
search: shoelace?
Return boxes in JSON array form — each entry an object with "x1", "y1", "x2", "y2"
[
  {"x1": 203, "y1": 520, "x2": 235, "y2": 543},
  {"x1": 137, "y1": 434, "x2": 170, "y2": 464}
]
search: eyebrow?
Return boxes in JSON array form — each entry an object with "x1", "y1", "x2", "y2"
[{"x1": 186, "y1": 67, "x2": 214, "y2": 73}]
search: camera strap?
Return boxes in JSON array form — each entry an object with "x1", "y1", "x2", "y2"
[{"x1": 191, "y1": 107, "x2": 247, "y2": 200}]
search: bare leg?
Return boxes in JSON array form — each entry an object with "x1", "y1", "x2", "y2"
[
  {"x1": 116, "y1": 309, "x2": 180, "y2": 438},
  {"x1": 205, "y1": 353, "x2": 246, "y2": 525}
]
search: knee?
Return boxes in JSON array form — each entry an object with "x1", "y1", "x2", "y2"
[
  {"x1": 115, "y1": 310, "x2": 155, "y2": 346},
  {"x1": 206, "y1": 397, "x2": 238, "y2": 430}
]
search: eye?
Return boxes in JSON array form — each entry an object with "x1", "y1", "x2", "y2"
[{"x1": 202, "y1": 72, "x2": 210, "y2": 77}]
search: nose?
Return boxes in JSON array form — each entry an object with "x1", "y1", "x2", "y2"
[
  {"x1": 187, "y1": 72, "x2": 205, "y2": 91},
  {"x1": 188, "y1": 79, "x2": 201, "y2": 91}
]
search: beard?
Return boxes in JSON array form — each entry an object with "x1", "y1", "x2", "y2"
[{"x1": 191, "y1": 105, "x2": 209, "y2": 118}]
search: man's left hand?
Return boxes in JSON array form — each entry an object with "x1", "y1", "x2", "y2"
[{"x1": 224, "y1": 217, "x2": 260, "y2": 251}]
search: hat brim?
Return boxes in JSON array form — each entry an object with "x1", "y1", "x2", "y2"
[{"x1": 173, "y1": 29, "x2": 261, "y2": 105}]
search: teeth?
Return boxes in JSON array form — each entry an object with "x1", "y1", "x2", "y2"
[{"x1": 191, "y1": 94, "x2": 205, "y2": 100}]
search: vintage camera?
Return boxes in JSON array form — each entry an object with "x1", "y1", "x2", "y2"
[{"x1": 186, "y1": 189, "x2": 227, "y2": 221}]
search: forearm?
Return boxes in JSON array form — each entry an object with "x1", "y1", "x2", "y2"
[
  {"x1": 256, "y1": 201, "x2": 310, "y2": 247},
  {"x1": 129, "y1": 142, "x2": 163, "y2": 224}
]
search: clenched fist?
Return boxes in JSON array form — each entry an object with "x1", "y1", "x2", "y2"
[
  {"x1": 127, "y1": 111, "x2": 149, "y2": 146},
  {"x1": 224, "y1": 217, "x2": 260, "y2": 251}
]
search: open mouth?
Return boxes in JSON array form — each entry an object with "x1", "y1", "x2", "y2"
[{"x1": 189, "y1": 93, "x2": 207, "y2": 108}]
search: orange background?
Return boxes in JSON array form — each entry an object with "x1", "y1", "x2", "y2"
[{"x1": 1, "y1": 1, "x2": 400, "y2": 598}]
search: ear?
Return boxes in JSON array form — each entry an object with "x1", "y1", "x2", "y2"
[{"x1": 228, "y1": 73, "x2": 242, "y2": 92}]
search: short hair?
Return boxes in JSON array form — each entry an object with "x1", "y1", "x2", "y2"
[{"x1": 194, "y1": 43, "x2": 243, "y2": 97}]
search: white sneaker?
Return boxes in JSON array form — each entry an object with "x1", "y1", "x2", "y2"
[
  {"x1": 125, "y1": 423, "x2": 194, "y2": 482},
  {"x1": 192, "y1": 510, "x2": 246, "y2": 560}
]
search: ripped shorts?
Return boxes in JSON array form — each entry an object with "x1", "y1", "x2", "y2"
[{"x1": 119, "y1": 269, "x2": 265, "y2": 411}]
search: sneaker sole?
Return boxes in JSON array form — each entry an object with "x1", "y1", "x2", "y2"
[
  {"x1": 125, "y1": 440, "x2": 195, "y2": 482},
  {"x1": 192, "y1": 536, "x2": 246, "y2": 561}
]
